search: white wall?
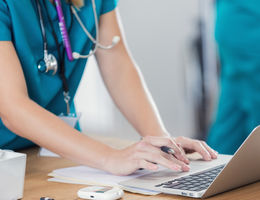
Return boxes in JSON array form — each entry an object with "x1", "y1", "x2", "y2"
[{"x1": 75, "y1": 0, "x2": 216, "y2": 140}]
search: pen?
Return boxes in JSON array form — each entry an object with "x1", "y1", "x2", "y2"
[
  {"x1": 138, "y1": 146, "x2": 176, "y2": 170},
  {"x1": 40, "y1": 197, "x2": 55, "y2": 200},
  {"x1": 160, "y1": 146, "x2": 175, "y2": 155}
]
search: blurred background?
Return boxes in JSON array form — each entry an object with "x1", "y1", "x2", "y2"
[{"x1": 74, "y1": 0, "x2": 219, "y2": 141}]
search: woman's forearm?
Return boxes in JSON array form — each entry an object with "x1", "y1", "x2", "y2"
[
  {"x1": 97, "y1": 51, "x2": 168, "y2": 137},
  {"x1": 95, "y1": 11, "x2": 168, "y2": 138},
  {"x1": 1, "y1": 96, "x2": 113, "y2": 170}
]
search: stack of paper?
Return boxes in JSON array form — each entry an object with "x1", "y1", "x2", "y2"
[{"x1": 48, "y1": 165, "x2": 161, "y2": 195}]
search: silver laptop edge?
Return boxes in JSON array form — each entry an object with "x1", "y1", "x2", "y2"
[
  {"x1": 202, "y1": 125, "x2": 260, "y2": 198},
  {"x1": 119, "y1": 126, "x2": 260, "y2": 198}
]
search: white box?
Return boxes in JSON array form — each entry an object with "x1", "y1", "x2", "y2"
[{"x1": 0, "y1": 150, "x2": 26, "y2": 200}]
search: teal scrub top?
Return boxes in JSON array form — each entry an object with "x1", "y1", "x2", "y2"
[
  {"x1": 0, "y1": 0, "x2": 118, "y2": 150},
  {"x1": 215, "y1": 0, "x2": 260, "y2": 68},
  {"x1": 207, "y1": 0, "x2": 260, "y2": 154}
]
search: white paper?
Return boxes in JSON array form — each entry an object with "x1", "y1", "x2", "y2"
[
  {"x1": 48, "y1": 177, "x2": 160, "y2": 195},
  {"x1": 48, "y1": 165, "x2": 162, "y2": 195},
  {"x1": 48, "y1": 165, "x2": 158, "y2": 186}
]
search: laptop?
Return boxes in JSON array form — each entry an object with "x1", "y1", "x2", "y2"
[{"x1": 119, "y1": 126, "x2": 260, "y2": 198}]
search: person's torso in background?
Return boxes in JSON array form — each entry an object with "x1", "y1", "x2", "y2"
[{"x1": 215, "y1": 0, "x2": 260, "y2": 57}]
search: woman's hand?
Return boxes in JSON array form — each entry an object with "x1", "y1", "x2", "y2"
[
  {"x1": 105, "y1": 136, "x2": 190, "y2": 176},
  {"x1": 174, "y1": 136, "x2": 218, "y2": 161}
]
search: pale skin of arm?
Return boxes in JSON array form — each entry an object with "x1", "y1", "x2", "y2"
[
  {"x1": 0, "y1": 8, "x2": 217, "y2": 176},
  {"x1": 95, "y1": 9, "x2": 217, "y2": 168}
]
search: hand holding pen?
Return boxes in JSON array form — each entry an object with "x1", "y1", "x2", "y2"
[
  {"x1": 105, "y1": 136, "x2": 191, "y2": 176},
  {"x1": 104, "y1": 135, "x2": 217, "y2": 176}
]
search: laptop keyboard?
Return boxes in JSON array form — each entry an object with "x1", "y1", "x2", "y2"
[{"x1": 155, "y1": 164, "x2": 225, "y2": 192}]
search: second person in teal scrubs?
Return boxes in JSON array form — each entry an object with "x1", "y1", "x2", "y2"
[{"x1": 207, "y1": 0, "x2": 260, "y2": 154}]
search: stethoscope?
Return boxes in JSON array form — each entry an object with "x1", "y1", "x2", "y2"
[
  {"x1": 36, "y1": 0, "x2": 120, "y2": 114},
  {"x1": 36, "y1": 0, "x2": 120, "y2": 75}
]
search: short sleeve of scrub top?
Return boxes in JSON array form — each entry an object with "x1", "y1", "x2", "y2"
[
  {"x1": 0, "y1": 0, "x2": 119, "y2": 150},
  {"x1": 0, "y1": 1, "x2": 12, "y2": 41},
  {"x1": 101, "y1": 0, "x2": 118, "y2": 14}
]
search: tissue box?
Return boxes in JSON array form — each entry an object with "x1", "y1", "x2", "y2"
[{"x1": 0, "y1": 151, "x2": 26, "y2": 200}]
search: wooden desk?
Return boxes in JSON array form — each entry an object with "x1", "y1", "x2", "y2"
[{"x1": 21, "y1": 137, "x2": 260, "y2": 200}]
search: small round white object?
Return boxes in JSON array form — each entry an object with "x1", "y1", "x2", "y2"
[{"x1": 77, "y1": 186, "x2": 124, "y2": 200}]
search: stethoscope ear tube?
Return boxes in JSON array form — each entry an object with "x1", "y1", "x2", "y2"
[
  {"x1": 72, "y1": 36, "x2": 120, "y2": 59},
  {"x1": 70, "y1": 1, "x2": 120, "y2": 59}
]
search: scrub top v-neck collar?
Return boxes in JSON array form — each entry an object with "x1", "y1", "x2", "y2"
[{"x1": 44, "y1": 0, "x2": 57, "y2": 20}]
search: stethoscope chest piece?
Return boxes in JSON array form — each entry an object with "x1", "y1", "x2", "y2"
[{"x1": 38, "y1": 51, "x2": 58, "y2": 75}]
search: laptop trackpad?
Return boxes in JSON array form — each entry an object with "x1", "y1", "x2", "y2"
[{"x1": 119, "y1": 154, "x2": 232, "y2": 190}]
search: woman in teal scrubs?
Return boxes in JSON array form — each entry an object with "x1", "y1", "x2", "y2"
[
  {"x1": 0, "y1": 0, "x2": 217, "y2": 175},
  {"x1": 207, "y1": 0, "x2": 260, "y2": 154}
]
